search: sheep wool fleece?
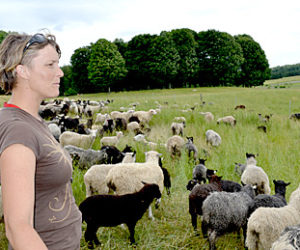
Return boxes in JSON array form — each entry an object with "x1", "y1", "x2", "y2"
[{"x1": 0, "y1": 107, "x2": 82, "y2": 250}]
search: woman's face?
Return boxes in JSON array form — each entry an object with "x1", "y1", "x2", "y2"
[{"x1": 26, "y1": 44, "x2": 64, "y2": 99}]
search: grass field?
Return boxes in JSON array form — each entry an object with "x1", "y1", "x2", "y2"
[
  {"x1": 263, "y1": 75, "x2": 300, "y2": 88},
  {"x1": 0, "y1": 84, "x2": 300, "y2": 249}
]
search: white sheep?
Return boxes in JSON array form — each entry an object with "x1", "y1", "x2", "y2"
[
  {"x1": 241, "y1": 153, "x2": 271, "y2": 195},
  {"x1": 127, "y1": 121, "x2": 140, "y2": 133},
  {"x1": 100, "y1": 131, "x2": 123, "y2": 146},
  {"x1": 246, "y1": 184, "x2": 300, "y2": 250},
  {"x1": 132, "y1": 109, "x2": 157, "y2": 124},
  {"x1": 94, "y1": 113, "x2": 110, "y2": 125},
  {"x1": 48, "y1": 123, "x2": 62, "y2": 142},
  {"x1": 205, "y1": 129, "x2": 221, "y2": 147},
  {"x1": 271, "y1": 224, "x2": 300, "y2": 250},
  {"x1": 110, "y1": 110, "x2": 134, "y2": 122},
  {"x1": 84, "y1": 152, "x2": 136, "y2": 197},
  {"x1": 105, "y1": 151, "x2": 164, "y2": 220},
  {"x1": 59, "y1": 130, "x2": 97, "y2": 149},
  {"x1": 199, "y1": 112, "x2": 214, "y2": 122},
  {"x1": 166, "y1": 135, "x2": 185, "y2": 158},
  {"x1": 171, "y1": 122, "x2": 184, "y2": 136},
  {"x1": 217, "y1": 115, "x2": 236, "y2": 126},
  {"x1": 174, "y1": 116, "x2": 186, "y2": 127}
]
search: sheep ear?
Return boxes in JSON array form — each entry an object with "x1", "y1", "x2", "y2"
[
  {"x1": 286, "y1": 182, "x2": 291, "y2": 186},
  {"x1": 273, "y1": 180, "x2": 277, "y2": 184},
  {"x1": 141, "y1": 181, "x2": 148, "y2": 185},
  {"x1": 252, "y1": 185, "x2": 257, "y2": 190}
]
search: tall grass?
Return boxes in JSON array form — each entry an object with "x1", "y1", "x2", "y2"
[{"x1": 0, "y1": 86, "x2": 299, "y2": 249}]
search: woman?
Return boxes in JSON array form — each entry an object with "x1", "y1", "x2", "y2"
[{"x1": 0, "y1": 33, "x2": 82, "y2": 249}]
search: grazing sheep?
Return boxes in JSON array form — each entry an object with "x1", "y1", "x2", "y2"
[
  {"x1": 199, "y1": 112, "x2": 214, "y2": 122},
  {"x1": 105, "y1": 151, "x2": 164, "y2": 220},
  {"x1": 174, "y1": 116, "x2": 186, "y2": 127},
  {"x1": 191, "y1": 159, "x2": 217, "y2": 184},
  {"x1": 235, "y1": 104, "x2": 246, "y2": 110},
  {"x1": 205, "y1": 129, "x2": 221, "y2": 147},
  {"x1": 241, "y1": 153, "x2": 271, "y2": 195},
  {"x1": 100, "y1": 145, "x2": 134, "y2": 164},
  {"x1": 271, "y1": 224, "x2": 300, "y2": 250},
  {"x1": 234, "y1": 162, "x2": 247, "y2": 176},
  {"x1": 158, "y1": 157, "x2": 171, "y2": 196},
  {"x1": 185, "y1": 136, "x2": 198, "y2": 161},
  {"x1": 246, "y1": 184, "x2": 300, "y2": 250},
  {"x1": 84, "y1": 152, "x2": 136, "y2": 197},
  {"x1": 79, "y1": 183, "x2": 161, "y2": 248},
  {"x1": 188, "y1": 175, "x2": 223, "y2": 232},
  {"x1": 289, "y1": 113, "x2": 300, "y2": 120},
  {"x1": 217, "y1": 115, "x2": 236, "y2": 126},
  {"x1": 132, "y1": 109, "x2": 157, "y2": 125},
  {"x1": 166, "y1": 135, "x2": 185, "y2": 158},
  {"x1": 94, "y1": 113, "x2": 110, "y2": 125},
  {"x1": 257, "y1": 125, "x2": 267, "y2": 133},
  {"x1": 100, "y1": 131, "x2": 123, "y2": 146},
  {"x1": 258, "y1": 113, "x2": 272, "y2": 123},
  {"x1": 59, "y1": 130, "x2": 97, "y2": 149},
  {"x1": 127, "y1": 121, "x2": 140, "y2": 133},
  {"x1": 115, "y1": 117, "x2": 127, "y2": 131},
  {"x1": 202, "y1": 185, "x2": 256, "y2": 249},
  {"x1": 248, "y1": 179, "x2": 290, "y2": 217},
  {"x1": 171, "y1": 122, "x2": 184, "y2": 136}
]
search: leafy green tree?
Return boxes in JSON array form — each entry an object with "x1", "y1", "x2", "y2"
[
  {"x1": 270, "y1": 63, "x2": 300, "y2": 79},
  {"x1": 196, "y1": 29, "x2": 244, "y2": 86},
  {"x1": 235, "y1": 34, "x2": 270, "y2": 86},
  {"x1": 70, "y1": 46, "x2": 93, "y2": 93},
  {"x1": 124, "y1": 33, "x2": 180, "y2": 89},
  {"x1": 88, "y1": 39, "x2": 127, "y2": 92},
  {"x1": 60, "y1": 65, "x2": 72, "y2": 96},
  {"x1": 0, "y1": 30, "x2": 8, "y2": 44},
  {"x1": 168, "y1": 28, "x2": 198, "y2": 88},
  {"x1": 113, "y1": 38, "x2": 128, "y2": 57}
]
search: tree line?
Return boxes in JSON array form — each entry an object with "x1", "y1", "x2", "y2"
[
  {"x1": 271, "y1": 63, "x2": 300, "y2": 79},
  {"x1": 1, "y1": 29, "x2": 272, "y2": 95}
]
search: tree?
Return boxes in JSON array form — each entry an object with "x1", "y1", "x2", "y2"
[
  {"x1": 113, "y1": 38, "x2": 128, "y2": 58},
  {"x1": 60, "y1": 65, "x2": 72, "y2": 96},
  {"x1": 70, "y1": 46, "x2": 93, "y2": 93},
  {"x1": 196, "y1": 30, "x2": 244, "y2": 86},
  {"x1": 168, "y1": 28, "x2": 198, "y2": 88},
  {"x1": 0, "y1": 30, "x2": 8, "y2": 44},
  {"x1": 235, "y1": 34, "x2": 270, "y2": 86},
  {"x1": 88, "y1": 39, "x2": 127, "y2": 92}
]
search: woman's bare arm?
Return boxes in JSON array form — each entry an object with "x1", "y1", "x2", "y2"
[{"x1": 0, "y1": 144, "x2": 47, "y2": 250}]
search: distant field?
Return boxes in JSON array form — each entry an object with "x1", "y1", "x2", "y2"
[
  {"x1": 263, "y1": 75, "x2": 300, "y2": 88},
  {"x1": 0, "y1": 86, "x2": 300, "y2": 249}
]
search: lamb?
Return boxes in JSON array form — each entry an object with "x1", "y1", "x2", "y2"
[
  {"x1": 246, "y1": 184, "x2": 300, "y2": 250},
  {"x1": 205, "y1": 129, "x2": 221, "y2": 147},
  {"x1": 127, "y1": 121, "x2": 140, "y2": 134},
  {"x1": 94, "y1": 113, "x2": 110, "y2": 125},
  {"x1": 59, "y1": 129, "x2": 97, "y2": 149},
  {"x1": 171, "y1": 122, "x2": 184, "y2": 136},
  {"x1": 115, "y1": 117, "x2": 127, "y2": 131},
  {"x1": 188, "y1": 175, "x2": 223, "y2": 232},
  {"x1": 271, "y1": 224, "x2": 300, "y2": 250},
  {"x1": 105, "y1": 151, "x2": 164, "y2": 220},
  {"x1": 217, "y1": 115, "x2": 236, "y2": 126},
  {"x1": 100, "y1": 131, "x2": 123, "y2": 146},
  {"x1": 100, "y1": 145, "x2": 134, "y2": 164},
  {"x1": 289, "y1": 113, "x2": 300, "y2": 120},
  {"x1": 248, "y1": 179, "x2": 290, "y2": 217},
  {"x1": 191, "y1": 158, "x2": 214, "y2": 184},
  {"x1": 84, "y1": 152, "x2": 136, "y2": 197},
  {"x1": 185, "y1": 136, "x2": 198, "y2": 161},
  {"x1": 241, "y1": 152, "x2": 271, "y2": 195},
  {"x1": 166, "y1": 135, "x2": 185, "y2": 158},
  {"x1": 202, "y1": 184, "x2": 256, "y2": 249},
  {"x1": 79, "y1": 183, "x2": 161, "y2": 248}
]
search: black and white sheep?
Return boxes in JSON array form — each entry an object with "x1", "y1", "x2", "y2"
[
  {"x1": 79, "y1": 183, "x2": 161, "y2": 248},
  {"x1": 185, "y1": 136, "x2": 198, "y2": 161},
  {"x1": 201, "y1": 184, "x2": 256, "y2": 249}
]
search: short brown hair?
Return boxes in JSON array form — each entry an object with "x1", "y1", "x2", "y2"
[{"x1": 0, "y1": 32, "x2": 61, "y2": 93}]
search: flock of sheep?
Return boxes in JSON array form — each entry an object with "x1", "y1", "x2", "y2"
[{"x1": 1, "y1": 95, "x2": 299, "y2": 249}]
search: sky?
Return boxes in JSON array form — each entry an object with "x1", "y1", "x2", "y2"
[{"x1": 0, "y1": 0, "x2": 299, "y2": 67}]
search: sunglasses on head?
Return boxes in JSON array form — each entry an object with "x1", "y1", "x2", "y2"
[{"x1": 23, "y1": 33, "x2": 47, "y2": 54}]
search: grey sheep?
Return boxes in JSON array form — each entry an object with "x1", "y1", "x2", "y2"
[
  {"x1": 271, "y1": 224, "x2": 300, "y2": 250},
  {"x1": 185, "y1": 136, "x2": 198, "y2": 161},
  {"x1": 202, "y1": 184, "x2": 256, "y2": 250}
]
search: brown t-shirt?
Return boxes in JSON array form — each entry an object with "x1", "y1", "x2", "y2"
[{"x1": 0, "y1": 107, "x2": 82, "y2": 250}]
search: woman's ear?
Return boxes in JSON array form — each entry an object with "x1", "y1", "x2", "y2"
[{"x1": 15, "y1": 64, "x2": 29, "y2": 80}]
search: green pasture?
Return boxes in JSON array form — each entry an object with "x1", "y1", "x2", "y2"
[{"x1": 0, "y1": 85, "x2": 299, "y2": 249}]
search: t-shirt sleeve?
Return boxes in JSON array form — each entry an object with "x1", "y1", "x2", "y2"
[{"x1": 0, "y1": 121, "x2": 40, "y2": 158}]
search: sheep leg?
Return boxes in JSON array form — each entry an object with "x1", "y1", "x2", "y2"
[
  {"x1": 84, "y1": 224, "x2": 100, "y2": 248},
  {"x1": 155, "y1": 198, "x2": 161, "y2": 209},
  {"x1": 242, "y1": 224, "x2": 248, "y2": 249},
  {"x1": 127, "y1": 222, "x2": 136, "y2": 244},
  {"x1": 208, "y1": 230, "x2": 217, "y2": 250},
  {"x1": 190, "y1": 212, "x2": 198, "y2": 232},
  {"x1": 148, "y1": 206, "x2": 155, "y2": 221},
  {"x1": 201, "y1": 221, "x2": 208, "y2": 238}
]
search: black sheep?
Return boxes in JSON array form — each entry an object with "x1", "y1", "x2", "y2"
[{"x1": 79, "y1": 183, "x2": 161, "y2": 248}]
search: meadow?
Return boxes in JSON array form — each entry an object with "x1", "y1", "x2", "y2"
[{"x1": 0, "y1": 84, "x2": 300, "y2": 249}]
